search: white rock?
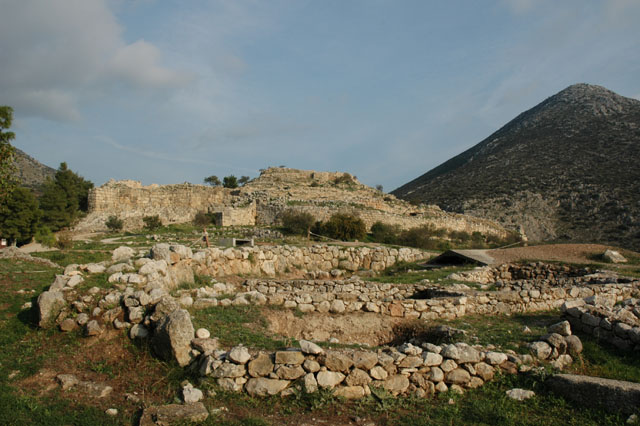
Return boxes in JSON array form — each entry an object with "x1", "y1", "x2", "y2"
[
  {"x1": 506, "y1": 388, "x2": 535, "y2": 401},
  {"x1": 196, "y1": 328, "x2": 211, "y2": 339},
  {"x1": 228, "y1": 346, "x2": 251, "y2": 364},
  {"x1": 299, "y1": 340, "x2": 324, "y2": 355}
]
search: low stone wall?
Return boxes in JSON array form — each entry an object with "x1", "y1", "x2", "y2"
[
  {"x1": 239, "y1": 277, "x2": 638, "y2": 320},
  {"x1": 563, "y1": 297, "x2": 640, "y2": 351},
  {"x1": 450, "y1": 263, "x2": 595, "y2": 285},
  {"x1": 191, "y1": 244, "x2": 429, "y2": 278}
]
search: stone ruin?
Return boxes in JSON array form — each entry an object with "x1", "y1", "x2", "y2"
[
  {"x1": 75, "y1": 167, "x2": 511, "y2": 240},
  {"x1": 31, "y1": 242, "x2": 640, "y2": 421}
]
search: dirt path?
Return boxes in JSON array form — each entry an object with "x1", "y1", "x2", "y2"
[{"x1": 488, "y1": 243, "x2": 638, "y2": 265}]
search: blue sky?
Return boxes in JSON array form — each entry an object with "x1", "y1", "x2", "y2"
[{"x1": 1, "y1": 0, "x2": 639, "y2": 190}]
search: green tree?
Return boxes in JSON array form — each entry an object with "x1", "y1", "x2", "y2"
[
  {"x1": 317, "y1": 213, "x2": 366, "y2": 241},
  {"x1": 223, "y1": 175, "x2": 238, "y2": 188},
  {"x1": 204, "y1": 175, "x2": 221, "y2": 186},
  {"x1": 238, "y1": 175, "x2": 250, "y2": 186},
  {"x1": 39, "y1": 163, "x2": 93, "y2": 231},
  {"x1": 280, "y1": 210, "x2": 315, "y2": 235},
  {"x1": 0, "y1": 106, "x2": 17, "y2": 203},
  {"x1": 0, "y1": 187, "x2": 40, "y2": 246},
  {"x1": 143, "y1": 215, "x2": 162, "y2": 230}
]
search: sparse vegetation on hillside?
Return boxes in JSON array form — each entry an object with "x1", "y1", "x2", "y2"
[
  {"x1": 393, "y1": 84, "x2": 640, "y2": 250},
  {"x1": 142, "y1": 215, "x2": 162, "y2": 231},
  {"x1": 313, "y1": 213, "x2": 366, "y2": 241},
  {"x1": 105, "y1": 215, "x2": 123, "y2": 232},
  {"x1": 279, "y1": 209, "x2": 315, "y2": 236}
]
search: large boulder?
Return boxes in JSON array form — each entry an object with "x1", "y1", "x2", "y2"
[
  {"x1": 603, "y1": 249, "x2": 627, "y2": 264},
  {"x1": 37, "y1": 290, "x2": 66, "y2": 327},
  {"x1": 152, "y1": 309, "x2": 195, "y2": 366},
  {"x1": 245, "y1": 378, "x2": 290, "y2": 396},
  {"x1": 112, "y1": 246, "x2": 135, "y2": 262}
]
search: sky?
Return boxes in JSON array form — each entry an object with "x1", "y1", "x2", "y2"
[{"x1": 1, "y1": 0, "x2": 639, "y2": 190}]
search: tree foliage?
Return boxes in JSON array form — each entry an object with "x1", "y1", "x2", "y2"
[
  {"x1": 0, "y1": 106, "x2": 17, "y2": 203},
  {"x1": 105, "y1": 216, "x2": 124, "y2": 232},
  {"x1": 238, "y1": 176, "x2": 250, "y2": 186},
  {"x1": 0, "y1": 186, "x2": 40, "y2": 245},
  {"x1": 204, "y1": 175, "x2": 221, "y2": 186},
  {"x1": 223, "y1": 175, "x2": 238, "y2": 188},
  {"x1": 280, "y1": 210, "x2": 315, "y2": 235},
  {"x1": 39, "y1": 163, "x2": 93, "y2": 231},
  {"x1": 143, "y1": 215, "x2": 162, "y2": 230},
  {"x1": 315, "y1": 213, "x2": 366, "y2": 241}
]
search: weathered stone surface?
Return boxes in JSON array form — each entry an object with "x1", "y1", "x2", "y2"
[
  {"x1": 422, "y1": 352, "x2": 443, "y2": 366},
  {"x1": 37, "y1": 290, "x2": 66, "y2": 328},
  {"x1": 316, "y1": 371, "x2": 345, "y2": 389},
  {"x1": 382, "y1": 375, "x2": 410, "y2": 395},
  {"x1": 130, "y1": 324, "x2": 149, "y2": 339},
  {"x1": 139, "y1": 402, "x2": 209, "y2": 425},
  {"x1": 56, "y1": 374, "x2": 79, "y2": 390},
  {"x1": 345, "y1": 368, "x2": 372, "y2": 386},
  {"x1": 182, "y1": 383, "x2": 204, "y2": 403},
  {"x1": 324, "y1": 352, "x2": 354, "y2": 372},
  {"x1": 398, "y1": 356, "x2": 423, "y2": 368},
  {"x1": 152, "y1": 308, "x2": 194, "y2": 367},
  {"x1": 335, "y1": 386, "x2": 366, "y2": 399},
  {"x1": 59, "y1": 318, "x2": 77, "y2": 332},
  {"x1": 299, "y1": 340, "x2": 324, "y2": 355},
  {"x1": 191, "y1": 337, "x2": 219, "y2": 355},
  {"x1": 445, "y1": 368, "x2": 471, "y2": 385},
  {"x1": 529, "y1": 341, "x2": 552, "y2": 360},
  {"x1": 228, "y1": 346, "x2": 251, "y2": 364},
  {"x1": 547, "y1": 374, "x2": 640, "y2": 415},
  {"x1": 85, "y1": 320, "x2": 103, "y2": 337},
  {"x1": 353, "y1": 351, "x2": 378, "y2": 370},
  {"x1": 428, "y1": 367, "x2": 444, "y2": 382},
  {"x1": 248, "y1": 353, "x2": 274, "y2": 377},
  {"x1": 276, "y1": 365, "x2": 305, "y2": 380},
  {"x1": 275, "y1": 351, "x2": 305, "y2": 365},
  {"x1": 548, "y1": 320, "x2": 572, "y2": 336},
  {"x1": 245, "y1": 378, "x2": 290, "y2": 396},
  {"x1": 603, "y1": 249, "x2": 627, "y2": 264},
  {"x1": 329, "y1": 299, "x2": 345, "y2": 313},
  {"x1": 506, "y1": 388, "x2": 535, "y2": 401},
  {"x1": 370, "y1": 366, "x2": 388, "y2": 380},
  {"x1": 474, "y1": 362, "x2": 495, "y2": 381},
  {"x1": 77, "y1": 381, "x2": 113, "y2": 398},
  {"x1": 441, "y1": 344, "x2": 460, "y2": 360},
  {"x1": 485, "y1": 351, "x2": 508, "y2": 365},
  {"x1": 212, "y1": 362, "x2": 246, "y2": 378},
  {"x1": 303, "y1": 359, "x2": 321, "y2": 373},
  {"x1": 564, "y1": 335, "x2": 583, "y2": 355},
  {"x1": 542, "y1": 333, "x2": 567, "y2": 354},
  {"x1": 303, "y1": 373, "x2": 318, "y2": 393},
  {"x1": 112, "y1": 246, "x2": 135, "y2": 262},
  {"x1": 456, "y1": 345, "x2": 481, "y2": 364}
]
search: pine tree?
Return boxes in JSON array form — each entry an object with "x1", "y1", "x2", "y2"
[{"x1": 0, "y1": 187, "x2": 40, "y2": 245}]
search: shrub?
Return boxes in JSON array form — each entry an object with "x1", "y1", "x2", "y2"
[
  {"x1": 333, "y1": 173, "x2": 355, "y2": 185},
  {"x1": 280, "y1": 210, "x2": 315, "y2": 235},
  {"x1": 318, "y1": 213, "x2": 366, "y2": 241},
  {"x1": 193, "y1": 211, "x2": 212, "y2": 227},
  {"x1": 370, "y1": 221, "x2": 401, "y2": 244},
  {"x1": 105, "y1": 215, "x2": 123, "y2": 232},
  {"x1": 34, "y1": 226, "x2": 56, "y2": 248},
  {"x1": 56, "y1": 231, "x2": 73, "y2": 249},
  {"x1": 223, "y1": 175, "x2": 238, "y2": 188},
  {"x1": 143, "y1": 215, "x2": 162, "y2": 231}
]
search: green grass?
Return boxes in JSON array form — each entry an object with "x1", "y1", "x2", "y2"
[
  {"x1": 0, "y1": 259, "x2": 120, "y2": 425},
  {"x1": 366, "y1": 262, "x2": 479, "y2": 286},
  {"x1": 428, "y1": 311, "x2": 562, "y2": 351},
  {"x1": 190, "y1": 306, "x2": 293, "y2": 350},
  {"x1": 567, "y1": 334, "x2": 640, "y2": 382},
  {"x1": 31, "y1": 249, "x2": 111, "y2": 267}
]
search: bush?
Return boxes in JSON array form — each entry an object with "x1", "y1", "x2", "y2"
[
  {"x1": 280, "y1": 210, "x2": 315, "y2": 235},
  {"x1": 370, "y1": 221, "x2": 401, "y2": 244},
  {"x1": 317, "y1": 213, "x2": 366, "y2": 241},
  {"x1": 143, "y1": 215, "x2": 162, "y2": 231},
  {"x1": 56, "y1": 231, "x2": 73, "y2": 249},
  {"x1": 223, "y1": 175, "x2": 238, "y2": 188},
  {"x1": 105, "y1": 215, "x2": 123, "y2": 232},
  {"x1": 34, "y1": 226, "x2": 56, "y2": 248},
  {"x1": 333, "y1": 173, "x2": 355, "y2": 185},
  {"x1": 193, "y1": 211, "x2": 212, "y2": 227}
]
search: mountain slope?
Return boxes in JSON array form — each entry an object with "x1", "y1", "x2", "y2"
[
  {"x1": 13, "y1": 148, "x2": 56, "y2": 191},
  {"x1": 392, "y1": 84, "x2": 640, "y2": 249}
]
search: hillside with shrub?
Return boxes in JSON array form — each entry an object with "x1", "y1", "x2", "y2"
[{"x1": 393, "y1": 84, "x2": 640, "y2": 250}]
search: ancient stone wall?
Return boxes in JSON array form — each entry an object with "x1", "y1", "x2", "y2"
[
  {"x1": 191, "y1": 244, "x2": 429, "y2": 278},
  {"x1": 77, "y1": 167, "x2": 511, "y2": 237}
]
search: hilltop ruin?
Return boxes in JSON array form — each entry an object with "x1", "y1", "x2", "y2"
[{"x1": 76, "y1": 167, "x2": 509, "y2": 238}]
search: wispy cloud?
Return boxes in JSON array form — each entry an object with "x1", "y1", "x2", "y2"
[{"x1": 98, "y1": 135, "x2": 256, "y2": 173}]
